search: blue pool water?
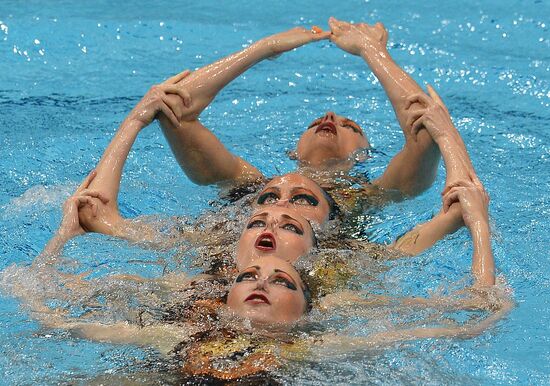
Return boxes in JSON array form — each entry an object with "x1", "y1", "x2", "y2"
[{"x1": 1, "y1": 0, "x2": 549, "y2": 384}]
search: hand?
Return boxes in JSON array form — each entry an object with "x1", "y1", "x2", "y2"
[
  {"x1": 57, "y1": 171, "x2": 110, "y2": 240},
  {"x1": 442, "y1": 179, "x2": 490, "y2": 230},
  {"x1": 328, "y1": 17, "x2": 388, "y2": 56},
  {"x1": 127, "y1": 70, "x2": 192, "y2": 128},
  {"x1": 405, "y1": 85, "x2": 459, "y2": 143},
  {"x1": 261, "y1": 26, "x2": 331, "y2": 56}
]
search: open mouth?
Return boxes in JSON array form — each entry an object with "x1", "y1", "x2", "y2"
[
  {"x1": 255, "y1": 233, "x2": 276, "y2": 251},
  {"x1": 315, "y1": 122, "x2": 337, "y2": 136},
  {"x1": 245, "y1": 293, "x2": 270, "y2": 304}
]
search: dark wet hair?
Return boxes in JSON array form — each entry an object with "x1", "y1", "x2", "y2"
[
  {"x1": 300, "y1": 271, "x2": 313, "y2": 312},
  {"x1": 319, "y1": 187, "x2": 340, "y2": 221}
]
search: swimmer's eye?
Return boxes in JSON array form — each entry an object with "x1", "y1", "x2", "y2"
[
  {"x1": 236, "y1": 272, "x2": 257, "y2": 283},
  {"x1": 257, "y1": 192, "x2": 279, "y2": 205},
  {"x1": 247, "y1": 220, "x2": 266, "y2": 229},
  {"x1": 282, "y1": 223, "x2": 304, "y2": 235},
  {"x1": 344, "y1": 124, "x2": 363, "y2": 135},
  {"x1": 271, "y1": 276, "x2": 297, "y2": 290},
  {"x1": 290, "y1": 194, "x2": 319, "y2": 206}
]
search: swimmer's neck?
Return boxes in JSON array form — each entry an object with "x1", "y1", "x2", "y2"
[{"x1": 297, "y1": 159, "x2": 355, "y2": 183}]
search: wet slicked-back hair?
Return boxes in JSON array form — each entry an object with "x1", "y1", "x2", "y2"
[{"x1": 319, "y1": 187, "x2": 340, "y2": 221}]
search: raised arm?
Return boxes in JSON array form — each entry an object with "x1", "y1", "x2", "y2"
[
  {"x1": 77, "y1": 71, "x2": 192, "y2": 243},
  {"x1": 392, "y1": 86, "x2": 483, "y2": 255},
  {"x1": 159, "y1": 27, "x2": 331, "y2": 187},
  {"x1": 322, "y1": 183, "x2": 507, "y2": 350},
  {"x1": 329, "y1": 17, "x2": 440, "y2": 197}
]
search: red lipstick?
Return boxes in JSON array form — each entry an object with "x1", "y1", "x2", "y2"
[
  {"x1": 245, "y1": 293, "x2": 270, "y2": 304},
  {"x1": 255, "y1": 233, "x2": 276, "y2": 251}
]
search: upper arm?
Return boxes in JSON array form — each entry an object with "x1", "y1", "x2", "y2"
[
  {"x1": 372, "y1": 130, "x2": 440, "y2": 197},
  {"x1": 160, "y1": 116, "x2": 263, "y2": 186}
]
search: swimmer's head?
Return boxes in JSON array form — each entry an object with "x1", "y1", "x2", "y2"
[
  {"x1": 236, "y1": 206, "x2": 316, "y2": 270},
  {"x1": 254, "y1": 172, "x2": 338, "y2": 225},
  {"x1": 226, "y1": 256, "x2": 311, "y2": 325},
  {"x1": 295, "y1": 111, "x2": 370, "y2": 168}
]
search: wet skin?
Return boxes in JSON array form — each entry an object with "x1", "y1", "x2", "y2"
[
  {"x1": 296, "y1": 111, "x2": 370, "y2": 167},
  {"x1": 236, "y1": 206, "x2": 314, "y2": 270},
  {"x1": 255, "y1": 173, "x2": 331, "y2": 225},
  {"x1": 226, "y1": 256, "x2": 307, "y2": 324}
]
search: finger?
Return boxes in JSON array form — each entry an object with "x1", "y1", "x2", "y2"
[
  {"x1": 469, "y1": 171, "x2": 483, "y2": 187},
  {"x1": 443, "y1": 191, "x2": 460, "y2": 213},
  {"x1": 162, "y1": 94, "x2": 184, "y2": 121},
  {"x1": 75, "y1": 195, "x2": 93, "y2": 207},
  {"x1": 426, "y1": 84, "x2": 449, "y2": 113},
  {"x1": 163, "y1": 85, "x2": 192, "y2": 108},
  {"x1": 164, "y1": 69, "x2": 191, "y2": 85},
  {"x1": 442, "y1": 180, "x2": 473, "y2": 196},
  {"x1": 77, "y1": 170, "x2": 97, "y2": 192},
  {"x1": 405, "y1": 93, "x2": 431, "y2": 110},
  {"x1": 411, "y1": 116, "x2": 424, "y2": 141},
  {"x1": 311, "y1": 30, "x2": 331, "y2": 40},
  {"x1": 328, "y1": 17, "x2": 343, "y2": 34},
  {"x1": 405, "y1": 109, "x2": 426, "y2": 128},
  {"x1": 381, "y1": 25, "x2": 388, "y2": 42},
  {"x1": 77, "y1": 189, "x2": 110, "y2": 204},
  {"x1": 159, "y1": 100, "x2": 181, "y2": 128}
]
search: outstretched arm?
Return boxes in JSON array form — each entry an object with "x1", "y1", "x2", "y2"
[
  {"x1": 159, "y1": 27, "x2": 331, "y2": 187},
  {"x1": 329, "y1": 17, "x2": 440, "y2": 197}
]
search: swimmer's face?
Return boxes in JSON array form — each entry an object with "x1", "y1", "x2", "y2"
[
  {"x1": 227, "y1": 257, "x2": 308, "y2": 325},
  {"x1": 255, "y1": 173, "x2": 330, "y2": 225},
  {"x1": 236, "y1": 206, "x2": 314, "y2": 270},
  {"x1": 296, "y1": 111, "x2": 369, "y2": 167}
]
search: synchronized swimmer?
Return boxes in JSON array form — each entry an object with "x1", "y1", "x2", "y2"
[{"x1": 2, "y1": 17, "x2": 512, "y2": 382}]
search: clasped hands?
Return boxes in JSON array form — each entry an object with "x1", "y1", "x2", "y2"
[{"x1": 126, "y1": 17, "x2": 389, "y2": 130}]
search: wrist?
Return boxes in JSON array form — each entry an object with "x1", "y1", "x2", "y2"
[
  {"x1": 250, "y1": 38, "x2": 276, "y2": 59},
  {"x1": 53, "y1": 231, "x2": 75, "y2": 244},
  {"x1": 359, "y1": 42, "x2": 390, "y2": 61},
  {"x1": 121, "y1": 116, "x2": 147, "y2": 132}
]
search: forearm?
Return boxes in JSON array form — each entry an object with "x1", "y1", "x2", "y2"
[
  {"x1": 436, "y1": 134, "x2": 476, "y2": 185},
  {"x1": 392, "y1": 204, "x2": 463, "y2": 255},
  {"x1": 469, "y1": 221, "x2": 495, "y2": 286},
  {"x1": 373, "y1": 135, "x2": 440, "y2": 196},
  {"x1": 176, "y1": 40, "x2": 273, "y2": 121},
  {"x1": 362, "y1": 46, "x2": 440, "y2": 195},
  {"x1": 360, "y1": 46, "x2": 424, "y2": 130},
  {"x1": 89, "y1": 119, "x2": 145, "y2": 203},
  {"x1": 33, "y1": 233, "x2": 71, "y2": 267}
]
